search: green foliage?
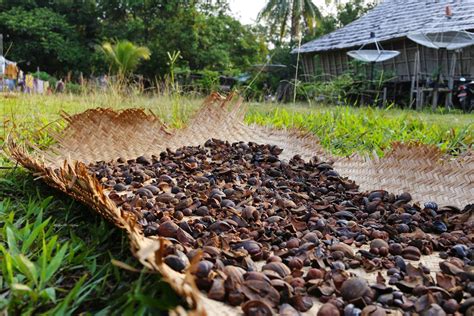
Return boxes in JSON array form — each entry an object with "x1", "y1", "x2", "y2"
[
  {"x1": 65, "y1": 82, "x2": 82, "y2": 94},
  {"x1": 194, "y1": 70, "x2": 220, "y2": 93},
  {"x1": 297, "y1": 60, "x2": 397, "y2": 104},
  {"x1": 0, "y1": 6, "x2": 90, "y2": 75},
  {"x1": 0, "y1": 1, "x2": 266, "y2": 80},
  {"x1": 246, "y1": 105, "x2": 473, "y2": 157},
  {"x1": 0, "y1": 169, "x2": 184, "y2": 315},
  {"x1": 32, "y1": 71, "x2": 58, "y2": 87},
  {"x1": 336, "y1": 0, "x2": 374, "y2": 27},
  {"x1": 100, "y1": 40, "x2": 151, "y2": 77},
  {"x1": 258, "y1": 0, "x2": 323, "y2": 43}
]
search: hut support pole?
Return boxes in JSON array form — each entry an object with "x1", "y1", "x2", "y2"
[
  {"x1": 432, "y1": 49, "x2": 444, "y2": 111},
  {"x1": 446, "y1": 51, "x2": 456, "y2": 110},
  {"x1": 414, "y1": 50, "x2": 421, "y2": 111}
]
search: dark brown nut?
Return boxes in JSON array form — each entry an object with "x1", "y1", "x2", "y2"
[
  {"x1": 208, "y1": 278, "x2": 225, "y2": 301},
  {"x1": 136, "y1": 156, "x2": 151, "y2": 165},
  {"x1": 267, "y1": 256, "x2": 282, "y2": 263},
  {"x1": 195, "y1": 206, "x2": 209, "y2": 216},
  {"x1": 113, "y1": 183, "x2": 127, "y2": 191},
  {"x1": 157, "y1": 221, "x2": 179, "y2": 238},
  {"x1": 176, "y1": 197, "x2": 193, "y2": 210},
  {"x1": 156, "y1": 193, "x2": 175, "y2": 203},
  {"x1": 173, "y1": 210, "x2": 184, "y2": 220},
  {"x1": 288, "y1": 258, "x2": 304, "y2": 270},
  {"x1": 287, "y1": 238, "x2": 300, "y2": 249},
  {"x1": 262, "y1": 262, "x2": 291, "y2": 278},
  {"x1": 194, "y1": 260, "x2": 213, "y2": 278},
  {"x1": 378, "y1": 247, "x2": 389, "y2": 257},
  {"x1": 397, "y1": 192, "x2": 412, "y2": 202},
  {"x1": 389, "y1": 243, "x2": 403, "y2": 256},
  {"x1": 164, "y1": 255, "x2": 187, "y2": 272},
  {"x1": 305, "y1": 268, "x2": 324, "y2": 280},
  {"x1": 402, "y1": 246, "x2": 421, "y2": 261},
  {"x1": 370, "y1": 239, "x2": 389, "y2": 250},
  {"x1": 443, "y1": 299, "x2": 459, "y2": 314},
  {"x1": 143, "y1": 185, "x2": 159, "y2": 194},
  {"x1": 290, "y1": 295, "x2": 313, "y2": 312},
  {"x1": 330, "y1": 243, "x2": 354, "y2": 258},
  {"x1": 340, "y1": 278, "x2": 370, "y2": 302},
  {"x1": 289, "y1": 277, "x2": 306, "y2": 289},
  {"x1": 317, "y1": 303, "x2": 340, "y2": 316},
  {"x1": 242, "y1": 300, "x2": 273, "y2": 316},
  {"x1": 136, "y1": 188, "x2": 153, "y2": 198},
  {"x1": 182, "y1": 208, "x2": 193, "y2": 216}
]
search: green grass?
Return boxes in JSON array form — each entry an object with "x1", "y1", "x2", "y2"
[
  {"x1": 1, "y1": 93, "x2": 472, "y2": 315},
  {"x1": 245, "y1": 102, "x2": 473, "y2": 156}
]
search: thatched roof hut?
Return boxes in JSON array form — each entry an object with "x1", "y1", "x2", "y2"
[{"x1": 294, "y1": 0, "x2": 474, "y2": 83}]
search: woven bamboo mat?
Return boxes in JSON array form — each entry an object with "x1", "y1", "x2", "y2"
[{"x1": 4, "y1": 93, "x2": 473, "y2": 315}]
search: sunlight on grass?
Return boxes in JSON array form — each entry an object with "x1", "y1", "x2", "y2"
[{"x1": 246, "y1": 102, "x2": 473, "y2": 156}]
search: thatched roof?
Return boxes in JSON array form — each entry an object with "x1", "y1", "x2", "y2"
[{"x1": 293, "y1": 0, "x2": 474, "y2": 54}]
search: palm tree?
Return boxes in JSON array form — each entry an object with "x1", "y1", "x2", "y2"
[
  {"x1": 100, "y1": 40, "x2": 151, "y2": 77},
  {"x1": 258, "y1": 0, "x2": 323, "y2": 43}
]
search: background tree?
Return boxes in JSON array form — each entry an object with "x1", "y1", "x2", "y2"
[
  {"x1": 257, "y1": 0, "x2": 323, "y2": 44},
  {"x1": 0, "y1": 7, "x2": 89, "y2": 74},
  {"x1": 100, "y1": 40, "x2": 151, "y2": 77}
]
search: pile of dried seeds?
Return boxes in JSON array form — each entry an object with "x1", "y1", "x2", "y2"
[{"x1": 89, "y1": 139, "x2": 473, "y2": 315}]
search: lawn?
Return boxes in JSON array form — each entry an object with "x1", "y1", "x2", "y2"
[{"x1": 1, "y1": 93, "x2": 473, "y2": 315}]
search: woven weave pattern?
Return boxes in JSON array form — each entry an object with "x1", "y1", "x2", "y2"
[
  {"x1": 5, "y1": 95, "x2": 473, "y2": 315},
  {"x1": 28, "y1": 94, "x2": 474, "y2": 207}
]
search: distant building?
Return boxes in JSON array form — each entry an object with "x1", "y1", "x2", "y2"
[{"x1": 293, "y1": 0, "x2": 474, "y2": 83}]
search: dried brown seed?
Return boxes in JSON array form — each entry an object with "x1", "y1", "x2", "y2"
[
  {"x1": 113, "y1": 183, "x2": 127, "y2": 191},
  {"x1": 173, "y1": 210, "x2": 184, "y2": 220},
  {"x1": 370, "y1": 239, "x2": 389, "y2": 250},
  {"x1": 136, "y1": 188, "x2": 153, "y2": 198},
  {"x1": 242, "y1": 300, "x2": 273, "y2": 316},
  {"x1": 143, "y1": 185, "x2": 159, "y2": 194},
  {"x1": 402, "y1": 246, "x2": 421, "y2": 261},
  {"x1": 290, "y1": 295, "x2": 313, "y2": 312},
  {"x1": 389, "y1": 243, "x2": 403, "y2": 256},
  {"x1": 262, "y1": 262, "x2": 291, "y2": 278},
  {"x1": 208, "y1": 278, "x2": 225, "y2": 301},
  {"x1": 164, "y1": 255, "x2": 187, "y2": 272},
  {"x1": 242, "y1": 280, "x2": 280, "y2": 306},
  {"x1": 194, "y1": 260, "x2": 213, "y2": 278},
  {"x1": 340, "y1": 277, "x2": 370, "y2": 302},
  {"x1": 317, "y1": 303, "x2": 340, "y2": 316},
  {"x1": 305, "y1": 268, "x2": 324, "y2": 280},
  {"x1": 157, "y1": 221, "x2": 179, "y2": 238},
  {"x1": 156, "y1": 193, "x2": 175, "y2": 203},
  {"x1": 330, "y1": 243, "x2": 354, "y2": 258}
]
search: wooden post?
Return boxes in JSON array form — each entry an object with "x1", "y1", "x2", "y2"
[
  {"x1": 432, "y1": 89, "x2": 438, "y2": 111},
  {"x1": 420, "y1": 88, "x2": 424, "y2": 109},
  {"x1": 414, "y1": 50, "x2": 422, "y2": 111},
  {"x1": 403, "y1": 40, "x2": 411, "y2": 78},
  {"x1": 446, "y1": 51, "x2": 456, "y2": 110}
]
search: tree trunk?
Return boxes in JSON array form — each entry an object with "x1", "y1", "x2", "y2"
[{"x1": 290, "y1": 5, "x2": 300, "y2": 44}]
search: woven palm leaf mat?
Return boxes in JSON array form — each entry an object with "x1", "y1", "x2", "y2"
[{"x1": 5, "y1": 93, "x2": 474, "y2": 315}]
